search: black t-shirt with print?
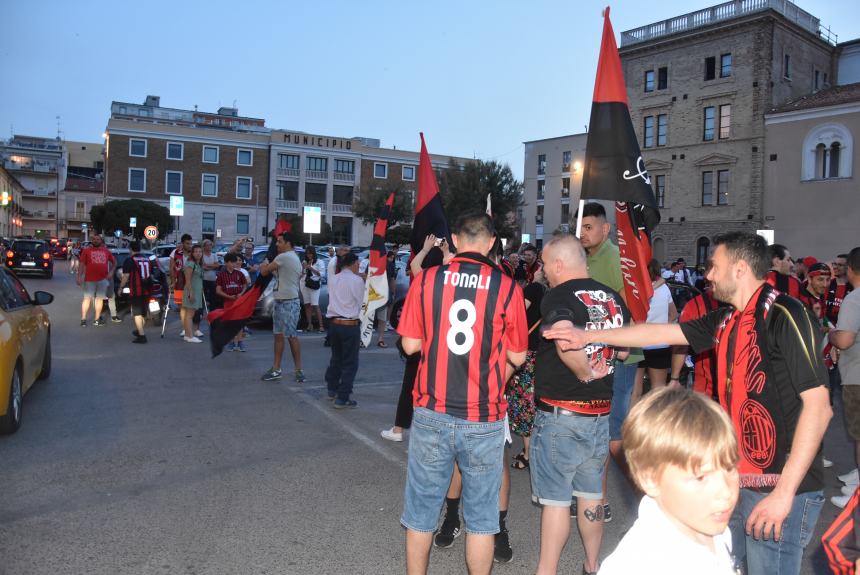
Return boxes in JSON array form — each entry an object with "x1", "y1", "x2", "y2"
[
  {"x1": 523, "y1": 281, "x2": 546, "y2": 351},
  {"x1": 535, "y1": 278, "x2": 630, "y2": 403}
]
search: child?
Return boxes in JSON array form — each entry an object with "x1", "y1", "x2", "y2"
[
  {"x1": 599, "y1": 387, "x2": 740, "y2": 574},
  {"x1": 216, "y1": 253, "x2": 249, "y2": 351}
]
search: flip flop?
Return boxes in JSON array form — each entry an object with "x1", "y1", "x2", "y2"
[
  {"x1": 511, "y1": 451, "x2": 529, "y2": 470},
  {"x1": 378, "y1": 341, "x2": 389, "y2": 348}
]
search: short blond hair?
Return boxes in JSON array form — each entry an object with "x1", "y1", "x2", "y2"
[{"x1": 622, "y1": 387, "x2": 738, "y2": 491}]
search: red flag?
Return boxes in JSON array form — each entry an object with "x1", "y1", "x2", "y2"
[
  {"x1": 411, "y1": 133, "x2": 452, "y2": 270},
  {"x1": 581, "y1": 7, "x2": 660, "y2": 322}
]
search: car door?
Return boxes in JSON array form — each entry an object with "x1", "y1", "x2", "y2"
[{"x1": 0, "y1": 270, "x2": 43, "y2": 389}]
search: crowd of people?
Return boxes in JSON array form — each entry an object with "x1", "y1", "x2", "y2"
[{"x1": 68, "y1": 206, "x2": 859, "y2": 574}]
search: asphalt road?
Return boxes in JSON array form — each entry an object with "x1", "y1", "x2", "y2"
[{"x1": 0, "y1": 261, "x2": 852, "y2": 574}]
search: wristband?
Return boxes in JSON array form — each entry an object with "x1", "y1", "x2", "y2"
[{"x1": 669, "y1": 376, "x2": 680, "y2": 382}]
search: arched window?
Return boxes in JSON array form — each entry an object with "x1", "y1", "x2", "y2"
[
  {"x1": 802, "y1": 123, "x2": 853, "y2": 180},
  {"x1": 696, "y1": 237, "x2": 710, "y2": 269}
]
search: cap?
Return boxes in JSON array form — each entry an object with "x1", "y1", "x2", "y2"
[{"x1": 802, "y1": 256, "x2": 818, "y2": 269}]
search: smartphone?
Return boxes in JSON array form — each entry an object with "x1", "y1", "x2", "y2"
[{"x1": 434, "y1": 238, "x2": 444, "y2": 247}]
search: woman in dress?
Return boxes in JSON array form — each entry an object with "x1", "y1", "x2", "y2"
[
  {"x1": 301, "y1": 245, "x2": 324, "y2": 332},
  {"x1": 181, "y1": 244, "x2": 205, "y2": 343}
]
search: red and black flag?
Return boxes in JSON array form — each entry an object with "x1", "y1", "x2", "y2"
[
  {"x1": 821, "y1": 486, "x2": 859, "y2": 574},
  {"x1": 360, "y1": 192, "x2": 395, "y2": 347},
  {"x1": 411, "y1": 132, "x2": 452, "y2": 270},
  {"x1": 208, "y1": 216, "x2": 292, "y2": 357},
  {"x1": 580, "y1": 7, "x2": 660, "y2": 323}
]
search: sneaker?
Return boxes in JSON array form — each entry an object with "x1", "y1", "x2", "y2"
[
  {"x1": 333, "y1": 399, "x2": 358, "y2": 409},
  {"x1": 381, "y1": 427, "x2": 403, "y2": 442},
  {"x1": 842, "y1": 484, "x2": 858, "y2": 497},
  {"x1": 493, "y1": 526, "x2": 513, "y2": 563},
  {"x1": 603, "y1": 503, "x2": 612, "y2": 523},
  {"x1": 261, "y1": 368, "x2": 282, "y2": 382},
  {"x1": 570, "y1": 499, "x2": 577, "y2": 518},
  {"x1": 179, "y1": 330, "x2": 185, "y2": 337},
  {"x1": 434, "y1": 516, "x2": 461, "y2": 548},
  {"x1": 194, "y1": 330, "x2": 204, "y2": 337},
  {"x1": 295, "y1": 370, "x2": 306, "y2": 383},
  {"x1": 93, "y1": 319, "x2": 105, "y2": 327},
  {"x1": 111, "y1": 316, "x2": 122, "y2": 324},
  {"x1": 237, "y1": 341, "x2": 247, "y2": 352},
  {"x1": 839, "y1": 468, "x2": 860, "y2": 485},
  {"x1": 327, "y1": 393, "x2": 336, "y2": 401},
  {"x1": 184, "y1": 336, "x2": 203, "y2": 343},
  {"x1": 132, "y1": 335, "x2": 148, "y2": 344},
  {"x1": 225, "y1": 342, "x2": 236, "y2": 352},
  {"x1": 832, "y1": 494, "x2": 851, "y2": 509},
  {"x1": 80, "y1": 319, "x2": 87, "y2": 327},
  {"x1": 823, "y1": 457, "x2": 834, "y2": 469}
]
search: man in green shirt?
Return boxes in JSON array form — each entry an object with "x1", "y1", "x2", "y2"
[{"x1": 579, "y1": 202, "x2": 641, "y2": 522}]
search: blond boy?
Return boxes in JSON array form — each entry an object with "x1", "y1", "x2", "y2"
[{"x1": 599, "y1": 387, "x2": 740, "y2": 574}]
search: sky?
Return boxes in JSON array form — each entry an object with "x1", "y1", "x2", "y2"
[{"x1": 2, "y1": 0, "x2": 857, "y2": 180}]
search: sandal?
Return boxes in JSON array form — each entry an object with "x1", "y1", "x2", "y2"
[
  {"x1": 511, "y1": 451, "x2": 529, "y2": 470},
  {"x1": 378, "y1": 341, "x2": 389, "y2": 348}
]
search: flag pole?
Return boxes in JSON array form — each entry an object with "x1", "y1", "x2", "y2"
[{"x1": 574, "y1": 199, "x2": 585, "y2": 237}]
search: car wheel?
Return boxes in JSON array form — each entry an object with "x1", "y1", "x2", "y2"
[
  {"x1": 46, "y1": 269, "x2": 53, "y2": 279},
  {"x1": 37, "y1": 332, "x2": 51, "y2": 380},
  {"x1": 0, "y1": 366, "x2": 23, "y2": 434}
]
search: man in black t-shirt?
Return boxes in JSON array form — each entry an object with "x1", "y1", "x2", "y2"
[
  {"x1": 531, "y1": 234, "x2": 629, "y2": 575},
  {"x1": 120, "y1": 240, "x2": 152, "y2": 344},
  {"x1": 543, "y1": 232, "x2": 832, "y2": 575}
]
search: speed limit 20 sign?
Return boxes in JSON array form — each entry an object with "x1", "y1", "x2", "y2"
[{"x1": 143, "y1": 226, "x2": 159, "y2": 240}]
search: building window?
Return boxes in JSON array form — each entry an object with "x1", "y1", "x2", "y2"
[
  {"x1": 701, "y1": 171, "x2": 714, "y2": 205},
  {"x1": 783, "y1": 53, "x2": 791, "y2": 79},
  {"x1": 719, "y1": 104, "x2": 731, "y2": 139},
  {"x1": 657, "y1": 67, "x2": 668, "y2": 90},
  {"x1": 237, "y1": 149, "x2": 253, "y2": 166},
  {"x1": 703, "y1": 106, "x2": 715, "y2": 141},
  {"x1": 203, "y1": 146, "x2": 219, "y2": 164},
  {"x1": 643, "y1": 116, "x2": 655, "y2": 148},
  {"x1": 537, "y1": 180, "x2": 545, "y2": 200},
  {"x1": 277, "y1": 180, "x2": 298, "y2": 201},
  {"x1": 374, "y1": 163, "x2": 388, "y2": 179},
  {"x1": 536, "y1": 205, "x2": 544, "y2": 224},
  {"x1": 802, "y1": 122, "x2": 853, "y2": 180},
  {"x1": 165, "y1": 171, "x2": 183, "y2": 195},
  {"x1": 537, "y1": 154, "x2": 546, "y2": 175},
  {"x1": 305, "y1": 182, "x2": 326, "y2": 203},
  {"x1": 644, "y1": 70, "x2": 655, "y2": 92},
  {"x1": 704, "y1": 57, "x2": 716, "y2": 81},
  {"x1": 202, "y1": 212, "x2": 215, "y2": 234},
  {"x1": 402, "y1": 165, "x2": 415, "y2": 181},
  {"x1": 561, "y1": 177, "x2": 570, "y2": 198},
  {"x1": 816, "y1": 142, "x2": 842, "y2": 179},
  {"x1": 236, "y1": 214, "x2": 249, "y2": 235},
  {"x1": 202, "y1": 173, "x2": 218, "y2": 197},
  {"x1": 128, "y1": 168, "x2": 146, "y2": 192},
  {"x1": 562, "y1": 151, "x2": 571, "y2": 172},
  {"x1": 561, "y1": 202, "x2": 570, "y2": 223},
  {"x1": 717, "y1": 170, "x2": 729, "y2": 205},
  {"x1": 236, "y1": 176, "x2": 252, "y2": 199},
  {"x1": 696, "y1": 237, "x2": 710, "y2": 269},
  {"x1": 333, "y1": 185, "x2": 353, "y2": 205},
  {"x1": 657, "y1": 114, "x2": 667, "y2": 146},
  {"x1": 334, "y1": 159, "x2": 355, "y2": 174},
  {"x1": 306, "y1": 156, "x2": 327, "y2": 172},
  {"x1": 166, "y1": 142, "x2": 184, "y2": 160},
  {"x1": 280, "y1": 154, "x2": 300, "y2": 170},
  {"x1": 655, "y1": 174, "x2": 665, "y2": 208},
  {"x1": 720, "y1": 53, "x2": 732, "y2": 78},
  {"x1": 129, "y1": 139, "x2": 147, "y2": 157}
]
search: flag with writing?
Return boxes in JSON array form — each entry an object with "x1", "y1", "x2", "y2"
[
  {"x1": 410, "y1": 132, "x2": 452, "y2": 271},
  {"x1": 359, "y1": 192, "x2": 395, "y2": 347},
  {"x1": 581, "y1": 7, "x2": 660, "y2": 322}
]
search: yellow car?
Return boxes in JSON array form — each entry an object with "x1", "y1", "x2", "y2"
[{"x1": 0, "y1": 266, "x2": 52, "y2": 434}]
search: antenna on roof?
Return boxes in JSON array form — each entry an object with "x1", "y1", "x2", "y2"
[
  {"x1": 233, "y1": 99, "x2": 237, "y2": 109},
  {"x1": 56, "y1": 116, "x2": 63, "y2": 141}
]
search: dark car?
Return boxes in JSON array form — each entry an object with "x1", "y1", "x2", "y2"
[
  {"x1": 50, "y1": 240, "x2": 69, "y2": 260},
  {"x1": 5, "y1": 240, "x2": 53, "y2": 278}
]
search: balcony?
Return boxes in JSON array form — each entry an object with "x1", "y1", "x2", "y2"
[
  {"x1": 304, "y1": 202, "x2": 326, "y2": 211},
  {"x1": 276, "y1": 167, "x2": 300, "y2": 179},
  {"x1": 620, "y1": 0, "x2": 836, "y2": 47},
  {"x1": 331, "y1": 203, "x2": 353, "y2": 215},
  {"x1": 333, "y1": 171, "x2": 355, "y2": 183},
  {"x1": 21, "y1": 189, "x2": 57, "y2": 197},
  {"x1": 22, "y1": 209, "x2": 56, "y2": 220},
  {"x1": 275, "y1": 199, "x2": 299, "y2": 212},
  {"x1": 305, "y1": 169, "x2": 328, "y2": 181},
  {"x1": 66, "y1": 211, "x2": 91, "y2": 222}
]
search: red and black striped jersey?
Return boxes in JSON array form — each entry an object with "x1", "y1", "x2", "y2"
[
  {"x1": 122, "y1": 255, "x2": 152, "y2": 297},
  {"x1": 825, "y1": 279, "x2": 853, "y2": 324},
  {"x1": 398, "y1": 252, "x2": 528, "y2": 422},
  {"x1": 765, "y1": 270, "x2": 802, "y2": 298}
]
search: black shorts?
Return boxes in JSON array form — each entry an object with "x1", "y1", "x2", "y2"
[
  {"x1": 130, "y1": 296, "x2": 148, "y2": 317},
  {"x1": 638, "y1": 347, "x2": 671, "y2": 370}
]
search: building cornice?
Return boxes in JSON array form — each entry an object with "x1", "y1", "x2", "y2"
[{"x1": 764, "y1": 102, "x2": 860, "y2": 124}]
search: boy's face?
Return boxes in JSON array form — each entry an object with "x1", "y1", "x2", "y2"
[{"x1": 643, "y1": 461, "x2": 739, "y2": 545}]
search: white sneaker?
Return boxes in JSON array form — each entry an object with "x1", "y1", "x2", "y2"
[
  {"x1": 194, "y1": 330, "x2": 204, "y2": 337},
  {"x1": 831, "y1": 494, "x2": 851, "y2": 508},
  {"x1": 179, "y1": 330, "x2": 185, "y2": 337},
  {"x1": 823, "y1": 457, "x2": 833, "y2": 468},
  {"x1": 381, "y1": 427, "x2": 403, "y2": 442},
  {"x1": 838, "y1": 468, "x2": 860, "y2": 485},
  {"x1": 184, "y1": 336, "x2": 203, "y2": 343},
  {"x1": 841, "y1": 484, "x2": 859, "y2": 497}
]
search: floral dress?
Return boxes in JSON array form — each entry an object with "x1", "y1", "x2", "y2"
[{"x1": 506, "y1": 281, "x2": 544, "y2": 437}]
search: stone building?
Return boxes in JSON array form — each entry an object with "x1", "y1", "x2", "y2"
[{"x1": 63, "y1": 141, "x2": 104, "y2": 240}]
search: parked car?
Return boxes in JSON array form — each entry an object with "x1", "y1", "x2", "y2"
[
  {"x1": 50, "y1": 240, "x2": 69, "y2": 260},
  {"x1": 0, "y1": 267, "x2": 52, "y2": 434},
  {"x1": 5, "y1": 239, "x2": 53, "y2": 278}
]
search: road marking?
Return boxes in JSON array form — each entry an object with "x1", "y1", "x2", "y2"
[{"x1": 299, "y1": 380, "x2": 402, "y2": 392}]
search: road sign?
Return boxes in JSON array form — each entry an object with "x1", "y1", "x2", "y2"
[
  {"x1": 169, "y1": 196, "x2": 184, "y2": 217},
  {"x1": 304, "y1": 206, "x2": 322, "y2": 235},
  {"x1": 521, "y1": 233, "x2": 531, "y2": 244},
  {"x1": 81, "y1": 223, "x2": 88, "y2": 230},
  {"x1": 114, "y1": 229, "x2": 122, "y2": 238},
  {"x1": 216, "y1": 229, "x2": 222, "y2": 238},
  {"x1": 144, "y1": 226, "x2": 159, "y2": 240},
  {"x1": 129, "y1": 217, "x2": 137, "y2": 228}
]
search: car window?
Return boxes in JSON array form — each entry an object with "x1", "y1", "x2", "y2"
[
  {"x1": 11, "y1": 241, "x2": 46, "y2": 253},
  {"x1": 0, "y1": 269, "x2": 31, "y2": 310}
]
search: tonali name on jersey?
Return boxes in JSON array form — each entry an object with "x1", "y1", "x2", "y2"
[{"x1": 441, "y1": 270, "x2": 492, "y2": 290}]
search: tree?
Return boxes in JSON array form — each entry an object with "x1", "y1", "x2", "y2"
[
  {"x1": 281, "y1": 213, "x2": 334, "y2": 246},
  {"x1": 438, "y1": 160, "x2": 523, "y2": 240},
  {"x1": 353, "y1": 180, "x2": 414, "y2": 228},
  {"x1": 90, "y1": 199, "x2": 173, "y2": 239}
]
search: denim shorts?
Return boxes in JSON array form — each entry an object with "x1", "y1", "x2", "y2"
[
  {"x1": 83, "y1": 279, "x2": 109, "y2": 299},
  {"x1": 272, "y1": 298, "x2": 300, "y2": 337},
  {"x1": 609, "y1": 361, "x2": 637, "y2": 441},
  {"x1": 401, "y1": 407, "x2": 505, "y2": 535},
  {"x1": 529, "y1": 409, "x2": 609, "y2": 504}
]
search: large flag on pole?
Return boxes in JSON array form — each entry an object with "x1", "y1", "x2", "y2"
[
  {"x1": 410, "y1": 133, "x2": 452, "y2": 270},
  {"x1": 580, "y1": 6, "x2": 660, "y2": 323},
  {"x1": 360, "y1": 193, "x2": 395, "y2": 347},
  {"x1": 208, "y1": 216, "x2": 292, "y2": 357}
]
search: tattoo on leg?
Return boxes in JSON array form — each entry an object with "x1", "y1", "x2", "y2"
[{"x1": 583, "y1": 504, "x2": 604, "y2": 522}]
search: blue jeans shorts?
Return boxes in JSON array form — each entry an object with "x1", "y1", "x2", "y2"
[
  {"x1": 529, "y1": 408, "x2": 609, "y2": 505},
  {"x1": 401, "y1": 407, "x2": 505, "y2": 535},
  {"x1": 609, "y1": 361, "x2": 637, "y2": 441},
  {"x1": 272, "y1": 298, "x2": 300, "y2": 337}
]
